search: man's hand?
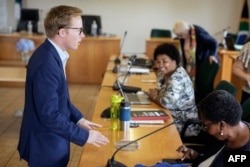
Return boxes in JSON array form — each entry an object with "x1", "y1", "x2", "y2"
[
  {"x1": 78, "y1": 118, "x2": 102, "y2": 130},
  {"x1": 209, "y1": 56, "x2": 218, "y2": 64},
  {"x1": 87, "y1": 130, "x2": 109, "y2": 147}
]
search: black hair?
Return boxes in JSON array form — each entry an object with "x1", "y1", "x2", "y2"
[
  {"x1": 153, "y1": 43, "x2": 180, "y2": 65},
  {"x1": 198, "y1": 90, "x2": 242, "y2": 126}
]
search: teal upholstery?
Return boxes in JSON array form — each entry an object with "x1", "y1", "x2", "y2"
[
  {"x1": 213, "y1": 80, "x2": 237, "y2": 96},
  {"x1": 195, "y1": 60, "x2": 220, "y2": 103},
  {"x1": 242, "y1": 98, "x2": 250, "y2": 122},
  {"x1": 150, "y1": 29, "x2": 172, "y2": 38}
]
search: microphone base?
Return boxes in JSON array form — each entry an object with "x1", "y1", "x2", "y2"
[
  {"x1": 113, "y1": 82, "x2": 141, "y2": 93},
  {"x1": 101, "y1": 107, "x2": 110, "y2": 118},
  {"x1": 106, "y1": 159, "x2": 127, "y2": 167},
  {"x1": 112, "y1": 66, "x2": 118, "y2": 73},
  {"x1": 114, "y1": 57, "x2": 121, "y2": 64}
]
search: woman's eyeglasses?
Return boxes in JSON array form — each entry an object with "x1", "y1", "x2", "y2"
[{"x1": 201, "y1": 122, "x2": 213, "y2": 131}]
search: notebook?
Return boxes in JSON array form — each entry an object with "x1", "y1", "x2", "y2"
[{"x1": 124, "y1": 91, "x2": 151, "y2": 105}]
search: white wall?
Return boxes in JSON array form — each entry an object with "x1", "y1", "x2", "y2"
[{"x1": 6, "y1": 0, "x2": 244, "y2": 53}]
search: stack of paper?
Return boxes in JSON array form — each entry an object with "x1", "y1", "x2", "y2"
[{"x1": 130, "y1": 109, "x2": 169, "y2": 124}]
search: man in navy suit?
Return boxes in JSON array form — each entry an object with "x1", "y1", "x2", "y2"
[{"x1": 17, "y1": 5, "x2": 109, "y2": 167}]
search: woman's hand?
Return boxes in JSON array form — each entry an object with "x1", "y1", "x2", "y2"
[
  {"x1": 176, "y1": 145, "x2": 200, "y2": 161},
  {"x1": 148, "y1": 88, "x2": 158, "y2": 100}
]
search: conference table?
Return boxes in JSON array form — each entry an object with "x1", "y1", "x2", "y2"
[{"x1": 78, "y1": 56, "x2": 183, "y2": 167}]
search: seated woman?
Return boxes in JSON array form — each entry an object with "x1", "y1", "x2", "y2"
[
  {"x1": 177, "y1": 90, "x2": 250, "y2": 167},
  {"x1": 147, "y1": 43, "x2": 199, "y2": 136}
]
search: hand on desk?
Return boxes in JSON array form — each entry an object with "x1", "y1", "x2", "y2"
[
  {"x1": 78, "y1": 118, "x2": 109, "y2": 147},
  {"x1": 78, "y1": 118, "x2": 102, "y2": 130},
  {"x1": 87, "y1": 130, "x2": 109, "y2": 147},
  {"x1": 148, "y1": 88, "x2": 158, "y2": 101}
]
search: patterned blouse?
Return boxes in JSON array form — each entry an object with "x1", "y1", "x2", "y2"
[
  {"x1": 236, "y1": 41, "x2": 250, "y2": 93},
  {"x1": 157, "y1": 66, "x2": 199, "y2": 136}
]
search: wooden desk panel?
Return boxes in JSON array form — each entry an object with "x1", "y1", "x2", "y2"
[
  {"x1": 0, "y1": 67, "x2": 26, "y2": 87},
  {"x1": 0, "y1": 33, "x2": 45, "y2": 61},
  {"x1": 0, "y1": 33, "x2": 120, "y2": 84},
  {"x1": 79, "y1": 60, "x2": 183, "y2": 166},
  {"x1": 145, "y1": 38, "x2": 179, "y2": 59},
  {"x1": 214, "y1": 50, "x2": 243, "y2": 101},
  {"x1": 66, "y1": 38, "x2": 120, "y2": 84}
]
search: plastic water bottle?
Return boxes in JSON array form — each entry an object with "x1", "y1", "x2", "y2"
[
  {"x1": 27, "y1": 21, "x2": 33, "y2": 35},
  {"x1": 91, "y1": 20, "x2": 98, "y2": 36},
  {"x1": 110, "y1": 94, "x2": 123, "y2": 130}
]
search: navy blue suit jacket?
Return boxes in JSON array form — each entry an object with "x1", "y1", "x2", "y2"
[
  {"x1": 179, "y1": 24, "x2": 219, "y2": 69},
  {"x1": 18, "y1": 39, "x2": 89, "y2": 167}
]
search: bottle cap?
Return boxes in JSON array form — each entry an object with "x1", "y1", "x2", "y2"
[{"x1": 111, "y1": 94, "x2": 124, "y2": 104}]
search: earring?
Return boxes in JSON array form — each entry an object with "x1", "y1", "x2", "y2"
[
  {"x1": 220, "y1": 129, "x2": 224, "y2": 136},
  {"x1": 220, "y1": 122, "x2": 223, "y2": 135}
]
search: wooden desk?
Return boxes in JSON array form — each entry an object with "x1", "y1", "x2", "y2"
[
  {"x1": 0, "y1": 33, "x2": 120, "y2": 84},
  {"x1": 0, "y1": 67, "x2": 26, "y2": 87},
  {"x1": 214, "y1": 50, "x2": 243, "y2": 101},
  {"x1": 145, "y1": 38, "x2": 179, "y2": 59},
  {"x1": 79, "y1": 58, "x2": 183, "y2": 167}
]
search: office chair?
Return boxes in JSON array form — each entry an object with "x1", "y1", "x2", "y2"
[
  {"x1": 150, "y1": 29, "x2": 172, "y2": 38},
  {"x1": 81, "y1": 15, "x2": 102, "y2": 36},
  {"x1": 16, "y1": 20, "x2": 38, "y2": 33},
  {"x1": 180, "y1": 61, "x2": 222, "y2": 155},
  {"x1": 235, "y1": 31, "x2": 249, "y2": 45},
  {"x1": 242, "y1": 98, "x2": 250, "y2": 122},
  {"x1": 195, "y1": 60, "x2": 220, "y2": 104},
  {"x1": 213, "y1": 80, "x2": 237, "y2": 96},
  {"x1": 226, "y1": 33, "x2": 237, "y2": 43}
]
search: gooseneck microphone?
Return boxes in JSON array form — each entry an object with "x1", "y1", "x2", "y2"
[
  {"x1": 101, "y1": 56, "x2": 141, "y2": 119},
  {"x1": 106, "y1": 121, "x2": 175, "y2": 167},
  {"x1": 113, "y1": 31, "x2": 128, "y2": 73},
  {"x1": 101, "y1": 78, "x2": 131, "y2": 119},
  {"x1": 116, "y1": 80, "x2": 126, "y2": 101},
  {"x1": 112, "y1": 55, "x2": 141, "y2": 93}
]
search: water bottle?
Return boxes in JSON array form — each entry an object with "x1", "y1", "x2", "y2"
[
  {"x1": 27, "y1": 21, "x2": 33, "y2": 35},
  {"x1": 91, "y1": 20, "x2": 98, "y2": 37},
  {"x1": 119, "y1": 101, "x2": 131, "y2": 131},
  {"x1": 110, "y1": 94, "x2": 123, "y2": 131}
]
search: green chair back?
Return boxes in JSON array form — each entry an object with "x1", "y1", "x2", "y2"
[
  {"x1": 195, "y1": 60, "x2": 220, "y2": 103},
  {"x1": 150, "y1": 29, "x2": 172, "y2": 38},
  {"x1": 242, "y1": 98, "x2": 250, "y2": 122},
  {"x1": 214, "y1": 80, "x2": 237, "y2": 96}
]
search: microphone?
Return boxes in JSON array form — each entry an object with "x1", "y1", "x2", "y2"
[
  {"x1": 116, "y1": 80, "x2": 126, "y2": 101},
  {"x1": 106, "y1": 121, "x2": 175, "y2": 167},
  {"x1": 101, "y1": 57, "x2": 140, "y2": 119},
  {"x1": 113, "y1": 31, "x2": 128, "y2": 73},
  {"x1": 112, "y1": 55, "x2": 141, "y2": 93},
  {"x1": 222, "y1": 26, "x2": 230, "y2": 32},
  {"x1": 101, "y1": 79, "x2": 132, "y2": 119}
]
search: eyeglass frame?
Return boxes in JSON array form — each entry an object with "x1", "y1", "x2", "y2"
[
  {"x1": 201, "y1": 122, "x2": 214, "y2": 131},
  {"x1": 64, "y1": 27, "x2": 84, "y2": 35}
]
